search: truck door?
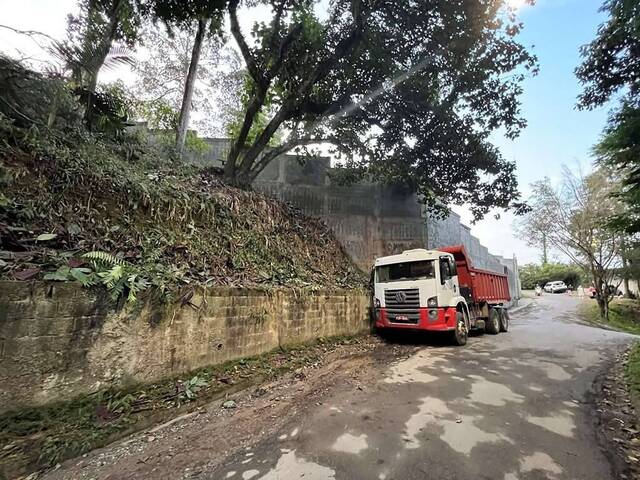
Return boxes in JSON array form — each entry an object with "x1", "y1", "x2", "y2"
[{"x1": 439, "y1": 256, "x2": 459, "y2": 306}]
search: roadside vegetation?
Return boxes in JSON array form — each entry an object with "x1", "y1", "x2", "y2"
[
  {"x1": 579, "y1": 298, "x2": 640, "y2": 336},
  {"x1": 519, "y1": 262, "x2": 583, "y2": 290},
  {"x1": 626, "y1": 343, "x2": 640, "y2": 409},
  {"x1": 0, "y1": 59, "x2": 366, "y2": 301}
]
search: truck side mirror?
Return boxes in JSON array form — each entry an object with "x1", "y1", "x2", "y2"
[{"x1": 369, "y1": 268, "x2": 375, "y2": 290}]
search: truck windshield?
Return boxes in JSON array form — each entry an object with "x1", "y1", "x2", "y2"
[{"x1": 376, "y1": 260, "x2": 435, "y2": 282}]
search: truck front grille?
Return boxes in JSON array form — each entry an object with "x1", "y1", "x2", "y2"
[{"x1": 384, "y1": 288, "x2": 420, "y2": 324}]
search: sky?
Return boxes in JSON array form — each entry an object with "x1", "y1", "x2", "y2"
[
  {"x1": 0, "y1": 0, "x2": 613, "y2": 265},
  {"x1": 452, "y1": 0, "x2": 611, "y2": 264}
]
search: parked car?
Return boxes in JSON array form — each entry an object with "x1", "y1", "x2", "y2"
[
  {"x1": 544, "y1": 281, "x2": 567, "y2": 293},
  {"x1": 585, "y1": 286, "x2": 597, "y2": 298}
]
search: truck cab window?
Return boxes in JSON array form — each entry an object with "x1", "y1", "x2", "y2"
[
  {"x1": 439, "y1": 257, "x2": 451, "y2": 283},
  {"x1": 376, "y1": 260, "x2": 435, "y2": 282}
]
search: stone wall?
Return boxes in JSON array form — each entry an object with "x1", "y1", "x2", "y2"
[{"x1": 0, "y1": 281, "x2": 369, "y2": 413}]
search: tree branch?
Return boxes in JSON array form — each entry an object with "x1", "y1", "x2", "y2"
[
  {"x1": 248, "y1": 135, "x2": 334, "y2": 181},
  {"x1": 228, "y1": 0, "x2": 263, "y2": 85}
]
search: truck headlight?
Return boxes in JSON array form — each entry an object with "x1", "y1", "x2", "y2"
[
  {"x1": 427, "y1": 296, "x2": 438, "y2": 308},
  {"x1": 374, "y1": 298, "x2": 381, "y2": 308}
]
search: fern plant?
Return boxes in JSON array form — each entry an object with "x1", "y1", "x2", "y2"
[{"x1": 82, "y1": 251, "x2": 148, "y2": 302}]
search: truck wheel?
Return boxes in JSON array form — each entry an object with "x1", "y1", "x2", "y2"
[
  {"x1": 452, "y1": 312, "x2": 468, "y2": 346},
  {"x1": 499, "y1": 309, "x2": 510, "y2": 332},
  {"x1": 486, "y1": 308, "x2": 500, "y2": 335}
]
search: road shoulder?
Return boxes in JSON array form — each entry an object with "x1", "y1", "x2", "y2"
[{"x1": 592, "y1": 345, "x2": 640, "y2": 480}]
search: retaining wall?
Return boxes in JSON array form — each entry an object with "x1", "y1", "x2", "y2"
[{"x1": 0, "y1": 281, "x2": 369, "y2": 413}]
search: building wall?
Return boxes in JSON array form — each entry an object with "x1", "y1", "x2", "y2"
[{"x1": 0, "y1": 282, "x2": 369, "y2": 413}]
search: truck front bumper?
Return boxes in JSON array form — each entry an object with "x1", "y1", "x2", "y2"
[{"x1": 375, "y1": 307, "x2": 458, "y2": 331}]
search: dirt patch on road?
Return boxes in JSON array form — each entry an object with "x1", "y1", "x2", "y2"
[
  {"x1": 593, "y1": 347, "x2": 640, "y2": 480},
  {"x1": 38, "y1": 337, "x2": 418, "y2": 480}
]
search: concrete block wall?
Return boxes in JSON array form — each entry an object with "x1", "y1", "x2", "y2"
[{"x1": 0, "y1": 282, "x2": 369, "y2": 413}]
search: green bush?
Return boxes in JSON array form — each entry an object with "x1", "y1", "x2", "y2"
[{"x1": 519, "y1": 262, "x2": 584, "y2": 289}]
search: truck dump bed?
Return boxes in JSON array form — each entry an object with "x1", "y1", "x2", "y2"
[{"x1": 440, "y1": 245, "x2": 511, "y2": 304}]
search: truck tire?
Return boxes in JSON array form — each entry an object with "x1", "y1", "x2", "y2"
[
  {"x1": 499, "y1": 309, "x2": 509, "y2": 332},
  {"x1": 486, "y1": 308, "x2": 500, "y2": 335},
  {"x1": 452, "y1": 311, "x2": 468, "y2": 346}
]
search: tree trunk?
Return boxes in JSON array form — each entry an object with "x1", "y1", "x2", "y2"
[
  {"x1": 82, "y1": 0, "x2": 124, "y2": 125},
  {"x1": 596, "y1": 296, "x2": 609, "y2": 321},
  {"x1": 621, "y1": 239, "x2": 631, "y2": 298},
  {"x1": 176, "y1": 17, "x2": 208, "y2": 155}
]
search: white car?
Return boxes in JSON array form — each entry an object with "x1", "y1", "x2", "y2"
[{"x1": 544, "y1": 281, "x2": 567, "y2": 293}]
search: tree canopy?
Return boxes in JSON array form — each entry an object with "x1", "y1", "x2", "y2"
[
  {"x1": 220, "y1": 0, "x2": 536, "y2": 220},
  {"x1": 576, "y1": 0, "x2": 640, "y2": 109},
  {"x1": 594, "y1": 100, "x2": 640, "y2": 233},
  {"x1": 577, "y1": 0, "x2": 640, "y2": 233}
]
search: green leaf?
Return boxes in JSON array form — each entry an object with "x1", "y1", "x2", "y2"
[
  {"x1": 36, "y1": 233, "x2": 57, "y2": 241},
  {"x1": 44, "y1": 266, "x2": 71, "y2": 281},
  {"x1": 70, "y1": 267, "x2": 95, "y2": 287}
]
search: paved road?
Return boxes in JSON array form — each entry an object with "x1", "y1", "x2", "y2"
[{"x1": 208, "y1": 294, "x2": 635, "y2": 480}]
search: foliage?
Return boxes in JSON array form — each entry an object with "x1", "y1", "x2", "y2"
[
  {"x1": 130, "y1": 21, "x2": 226, "y2": 137},
  {"x1": 580, "y1": 298, "x2": 640, "y2": 336},
  {"x1": 220, "y1": 0, "x2": 537, "y2": 221},
  {"x1": 576, "y1": 0, "x2": 640, "y2": 109},
  {"x1": 178, "y1": 375, "x2": 209, "y2": 402},
  {"x1": 0, "y1": 55, "x2": 82, "y2": 131},
  {"x1": 134, "y1": 97, "x2": 179, "y2": 131},
  {"x1": 517, "y1": 168, "x2": 625, "y2": 320},
  {"x1": 519, "y1": 262, "x2": 583, "y2": 290},
  {"x1": 594, "y1": 100, "x2": 640, "y2": 233},
  {"x1": 89, "y1": 81, "x2": 137, "y2": 137},
  {"x1": 84, "y1": 251, "x2": 150, "y2": 302},
  {"x1": 626, "y1": 342, "x2": 640, "y2": 407},
  {"x1": 224, "y1": 72, "x2": 282, "y2": 147},
  {"x1": 40, "y1": 251, "x2": 149, "y2": 302},
  {"x1": 63, "y1": 0, "x2": 141, "y2": 90},
  {"x1": 577, "y1": 0, "x2": 640, "y2": 234},
  {"x1": 0, "y1": 60, "x2": 366, "y2": 296}
]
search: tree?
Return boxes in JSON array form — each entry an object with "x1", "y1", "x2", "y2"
[
  {"x1": 577, "y1": 0, "x2": 640, "y2": 232},
  {"x1": 576, "y1": 0, "x2": 639, "y2": 109},
  {"x1": 518, "y1": 169, "x2": 624, "y2": 320},
  {"x1": 131, "y1": 22, "x2": 227, "y2": 136},
  {"x1": 142, "y1": 0, "x2": 226, "y2": 153},
  {"x1": 593, "y1": 100, "x2": 640, "y2": 233},
  {"x1": 62, "y1": 0, "x2": 141, "y2": 115},
  {"x1": 221, "y1": 0, "x2": 536, "y2": 219},
  {"x1": 518, "y1": 262, "x2": 583, "y2": 290}
]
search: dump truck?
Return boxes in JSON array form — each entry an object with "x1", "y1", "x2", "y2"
[{"x1": 372, "y1": 245, "x2": 511, "y2": 346}]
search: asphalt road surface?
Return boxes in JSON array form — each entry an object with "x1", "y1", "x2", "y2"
[{"x1": 207, "y1": 294, "x2": 634, "y2": 480}]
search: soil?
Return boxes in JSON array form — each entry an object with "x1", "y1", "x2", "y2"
[
  {"x1": 39, "y1": 338, "x2": 418, "y2": 480},
  {"x1": 593, "y1": 348, "x2": 640, "y2": 480}
]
